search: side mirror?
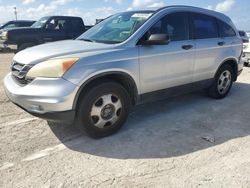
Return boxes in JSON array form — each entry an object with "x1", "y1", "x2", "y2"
[{"x1": 140, "y1": 34, "x2": 170, "y2": 45}]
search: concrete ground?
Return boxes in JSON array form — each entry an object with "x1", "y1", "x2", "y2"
[{"x1": 1, "y1": 53, "x2": 250, "y2": 188}]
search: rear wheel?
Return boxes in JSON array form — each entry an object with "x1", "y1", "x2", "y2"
[
  {"x1": 75, "y1": 82, "x2": 130, "y2": 138},
  {"x1": 208, "y1": 64, "x2": 233, "y2": 99}
]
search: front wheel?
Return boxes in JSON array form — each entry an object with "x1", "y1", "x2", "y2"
[
  {"x1": 75, "y1": 82, "x2": 131, "y2": 138},
  {"x1": 208, "y1": 64, "x2": 233, "y2": 99}
]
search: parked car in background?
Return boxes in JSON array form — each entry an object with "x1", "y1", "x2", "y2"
[
  {"x1": 4, "y1": 6, "x2": 243, "y2": 138},
  {"x1": 239, "y1": 30, "x2": 249, "y2": 43},
  {"x1": 0, "y1": 20, "x2": 35, "y2": 31},
  {"x1": 0, "y1": 16, "x2": 87, "y2": 52},
  {"x1": 0, "y1": 20, "x2": 35, "y2": 50}
]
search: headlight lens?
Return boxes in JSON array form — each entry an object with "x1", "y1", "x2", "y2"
[
  {"x1": 1, "y1": 31, "x2": 8, "y2": 40},
  {"x1": 26, "y1": 57, "x2": 79, "y2": 78}
]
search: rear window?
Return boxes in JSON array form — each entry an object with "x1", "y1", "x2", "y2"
[
  {"x1": 218, "y1": 20, "x2": 236, "y2": 37},
  {"x1": 192, "y1": 13, "x2": 218, "y2": 39}
]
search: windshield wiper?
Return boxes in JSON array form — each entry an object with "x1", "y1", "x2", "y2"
[{"x1": 79, "y1": 38, "x2": 96, "y2": 43}]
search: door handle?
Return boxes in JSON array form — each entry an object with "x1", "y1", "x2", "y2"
[
  {"x1": 218, "y1": 41, "x2": 225, "y2": 46},
  {"x1": 182, "y1": 45, "x2": 193, "y2": 50}
]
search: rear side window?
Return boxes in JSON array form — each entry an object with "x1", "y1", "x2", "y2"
[
  {"x1": 192, "y1": 13, "x2": 218, "y2": 39},
  {"x1": 146, "y1": 12, "x2": 188, "y2": 41},
  {"x1": 218, "y1": 20, "x2": 236, "y2": 37}
]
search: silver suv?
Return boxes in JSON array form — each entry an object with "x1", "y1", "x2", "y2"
[{"x1": 4, "y1": 6, "x2": 243, "y2": 138}]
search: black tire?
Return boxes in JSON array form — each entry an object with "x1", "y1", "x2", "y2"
[
  {"x1": 208, "y1": 64, "x2": 233, "y2": 99},
  {"x1": 75, "y1": 82, "x2": 131, "y2": 139},
  {"x1": 17, "y1": 43, "x2": 34, "y2": 52},
  {"x1": 244, "y1": 62, "x2": 249, "y2": 67}
]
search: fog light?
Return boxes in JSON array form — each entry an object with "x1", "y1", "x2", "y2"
[{"x1": 30, "y1": 105, "x2": 44, "y2": 113}]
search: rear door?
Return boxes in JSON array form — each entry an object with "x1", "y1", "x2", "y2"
[
  {"x1": 139, "y1": 12, "x2": 195, "y2": 94},
  {"x1": 217, "y1": 19, "x2": 240, "y2": 55},
  {"x1": 191, "y1": 13, "x2": 221, "y2": 82}
]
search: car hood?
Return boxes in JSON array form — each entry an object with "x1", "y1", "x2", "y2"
[
  {"x1": 1, "y1": 27, "x2": 27, "y2": 34},
  {"x1": 7, "y1": 27, "x2": 43, "y2": 36},
  {"x1": 14, "y1": 40, "x2": 118, "y2": 64}
]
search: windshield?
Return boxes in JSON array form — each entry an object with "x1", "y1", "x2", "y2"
[
  {"x1": 0, "y1": 22, "x2": 9, "y2": 29},
  {"x1": 31, "y1": 17, "x2": 49, "y2": 28},
  {"x1": 0, "y1": 22, "x2": 6, "y2": 27},
  {"x1": 78, "y1": 11, "x2": 154, "y2": 44}
]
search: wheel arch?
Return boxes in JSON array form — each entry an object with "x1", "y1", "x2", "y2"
[
  {"x1": 215, "y1": 58, "x2": 238, "y2": 81},
  {"x1": 73, "y1": 71, "x2": 139, "y2": 110}
]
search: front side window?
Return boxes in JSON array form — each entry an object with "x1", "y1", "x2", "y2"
[
  {"x1": 143, "y1": 12, "x2": 188, "y2": 42},
  {"x1": 218, "y1": 20, "x2": 236, "y2": 37},
  {"x1": 192, "y1": 13, "x2": 218, "y2": 39},
  {"x1": 78, "y1": 11, "x2": 154, "y2": 44}
]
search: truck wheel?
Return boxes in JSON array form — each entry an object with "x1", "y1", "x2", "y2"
[
  {"x1": 75, "y1": 82, "x2": 131, "y2": 138},
  {"x1": 208, "y1": 64, "x2": 233, "y2": 99},
  {"x1": 244, "y1": 62, "x2": 249, "y2": 67},
  {"x1": 17, "y1": 43, "x2": 34, "y2": 52}
]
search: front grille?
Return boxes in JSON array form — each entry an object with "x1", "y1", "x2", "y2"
[{"x1": 11, "y1": 61, "x2": 33, "y2": 86}]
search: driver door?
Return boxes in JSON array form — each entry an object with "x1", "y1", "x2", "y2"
[{"x1": 138, "y1": 12, "x2": 195, "y2": 95}]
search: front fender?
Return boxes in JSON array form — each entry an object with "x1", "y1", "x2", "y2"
[{"x1": 63, "y1": 47, "x2": 140, "y2": 93}]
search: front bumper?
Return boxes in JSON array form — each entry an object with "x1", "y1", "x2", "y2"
[
  {"x1": 4, "y1": 73, "x2": 79, "y2": 123},
  {"x1": 0, "y1": 40, "x2": 17, "y2": 50}
]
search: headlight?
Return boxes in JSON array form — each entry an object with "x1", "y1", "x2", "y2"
[
  {"x1": 1, "y1": 31, "x2": 8, "y2": 40},
  {"x1": 26, "y1": 57, "x2": 79, "y2": 78}
]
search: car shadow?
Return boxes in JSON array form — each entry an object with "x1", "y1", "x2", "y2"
[{"x1": 48, "y1": 81, "x2": 250, "y2": 159}]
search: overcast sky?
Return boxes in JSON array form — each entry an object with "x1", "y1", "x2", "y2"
[{"x1": 0, "y1": 0, "x2": 249, "y2": 30}]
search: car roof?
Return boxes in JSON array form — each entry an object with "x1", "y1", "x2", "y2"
[
  {"x1": 8, "y1": 20, "x2": 35, "y2": 22},
  {"x1": 46, "y1": 16, "x2": 82, "y2": 19},
  {"x1": 132, "y1": 5, "x2": 231, "y2": 22}
]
